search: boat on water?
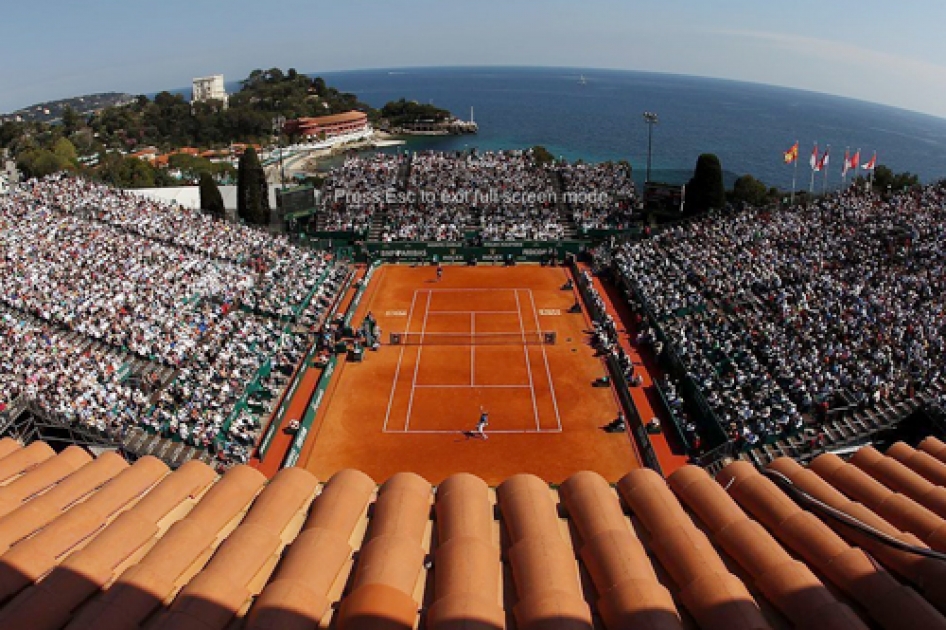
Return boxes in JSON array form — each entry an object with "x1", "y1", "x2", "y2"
[{"x1": 578, "y1": 74, "x2": 588, "y2": 85}]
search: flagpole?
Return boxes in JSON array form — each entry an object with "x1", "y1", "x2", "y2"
[
  {"x1": 841, "y1": 146, "x2": 849, "y2": 187},
  {"x1": 822, "y1": 145, "x2": 830, "y2": 196},
  {"x1": 789, "y1": 156, "x2": 798, "y2": 206},
  {"x1": 809, "y1": 143, "x2": 817, "y2": 194}
]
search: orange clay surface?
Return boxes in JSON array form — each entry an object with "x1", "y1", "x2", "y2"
[{"x1": 298, "y1": 264, "x2": 640, "y2": 485}]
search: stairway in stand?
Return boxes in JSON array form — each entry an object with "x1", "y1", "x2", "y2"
[
  {"x1": 550, "y1": 169, "x2": 579, "y2": 239},
  {"x1": 368, "y1": 210, "x2": 387, "y2": 242},
  {"x1": 123, "y1": 426, "x2": 216, "y2": 469},
  {"x1": 738, "y1": 395, "x2": 930, "y2": 468}
]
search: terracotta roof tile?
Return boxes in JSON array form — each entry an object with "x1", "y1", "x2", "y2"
[
  {"x1": 0, "y1": 440, "x2": 21, "y2": 464},
  {"x1": 670, "y1": 465, "x2": 864, "y2": 630},
  {"x1": 0, "y1": 441, "x2": 944, "y2": 628},
  {"x1": 0, "y1": 446, "x2": 91, "y2": 517},
  {"x1": 768, "y1": 456, "x2": 946, "y2": 610},
  {"x1": 619, "y1": 468, "x2": 769, "y2": 629},
  {"x1": 720, "y1": 460, "x2": 946, "y2": 630},
  {"x1": 0, "y1": 441, "x2": 55, "y2": 485},
  {"x1": 560, "y1": 471, "x2": 680, "y2": 629},
  {"x1": 851, "y1": 446, "x2": 946, "y2": 519}
]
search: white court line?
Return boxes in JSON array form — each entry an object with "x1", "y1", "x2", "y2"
[
  {"x1": 428, "y1": 310, "x2": 519, "y2": 314},
  {"x1": 404, "y1": 291, "x2": 432, "y2": 431},
  {"x1": 383, "y1": 290, "x2": 418, "y2": 431},
  {"x1": 383, "y1": 428, "x2": 564, "y2": 435},
  {"x1": 470, "y1": 312, "x2": 475, "y2": 386},
  {"x1": 515, "y1": 289, "x2": 541, "y2": 431},
  {"x1": 529, "y1": 290, "x2": 563, "y2": 431},
  {"x1": 413, "y1": 384, "x2": 532, "y2": 389}
]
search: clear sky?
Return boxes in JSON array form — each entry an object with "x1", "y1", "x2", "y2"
[{"x1": 4, "y1": 0, "x2": 946, "y2": 118}]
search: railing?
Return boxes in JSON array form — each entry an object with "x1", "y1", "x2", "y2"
[
  {"x1": 342, "y1": 261, "x2": 381, "y2": 330},
  {"x1": 570, "y1": 259, "x2": 662, "y2": 474},
  {"x1": 253, "y1": 265, "x2": 356, "y2": 460},
  {"x1": 283, "y1": 355, "x2": 337, "y2": 468},
  {"x1": 613, "y1": 269, "x2": 730, "y2": 450}
]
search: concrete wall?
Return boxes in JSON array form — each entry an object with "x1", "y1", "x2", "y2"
[{"x1": 126, "y1": 185, "x2": 278, "y2": 212}]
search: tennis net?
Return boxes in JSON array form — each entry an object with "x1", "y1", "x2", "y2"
[{"x1": 389, "y1": 331, "x2": 557, "y2": 346}]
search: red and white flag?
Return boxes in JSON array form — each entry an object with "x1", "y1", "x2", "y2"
[
  {"x1": 861, "y1": 152, "x2": 877, "y2": 171},
  {"x1": 810, "y1": 144, "x2": 820, "y2": 171},
  {"x1": 816, "y1": 146, "x2": 830, "y2": 171},
  {"x1": 850, "y1": 149, "x2": 861, "y2": 171},
  {"x1": 842, "y1": 149, "x2": 851, "y2": 176}
]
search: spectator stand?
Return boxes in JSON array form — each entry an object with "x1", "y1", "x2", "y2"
[
  {"x1": 570, "y1": 260, "x2": 662, "y2": 474},
  {"x1": 610, "y1": 186, "x2": 946, "y2": 471},
  {"x1": 254, "y1": 262, "x2": 351, "y2": 459},
  {"x1": 613, "y1": 268, "x2": 731, "y2": 456},
  {"x1": 342, "y1": 261, "x2": 381, "y2": 332},
  {"x1": 252, "y1": 265, "x2": 359, "y2": 474},
  {"x1": 281, "y1": 264, "x2": 376, "y2": 469},
  {"x1": 0, "y1": 175, "x2": 354, "y2": 472}
]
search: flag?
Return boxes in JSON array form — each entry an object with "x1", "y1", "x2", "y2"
[
  {"x1": 816, "y1": 146, "x2": 830, "y2": 171},
  {"x1": 862, "y1": 152, "x2": 876, "y2": 171},
  {"x1": 783, "y1": 141, "x2": 799, "y2": 164},
  {"x1": 850, "y1": 149, "x2": 860, "y2": 171},
  {"x1": 810, "y1": 144, "x2": 819, "y2": 171},
  {"x1": 842, "y1": 149, "x2": 851, "y2": 176}
]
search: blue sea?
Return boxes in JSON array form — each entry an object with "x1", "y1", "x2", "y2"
[{"x1": 306, "y1": 66, "x2": 946, "y2": 191}]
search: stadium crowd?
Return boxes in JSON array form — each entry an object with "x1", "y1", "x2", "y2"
[
  {"x1": 558, "y1": 161, "x2": 637, "y2": 230},
  {"x1": 408, "y1": 150, "x2": 564, "y2": 241},
  {"x1": 322, "y1": 153, "x2": 404, "y2": 233},
  {"x1": 613, "y1": 185, "x2": 946, "y2": 451},
  {"x1": 317, "y1": 150, "x2": 645, "y2": 242},
  {"x1": 0, "y1": 175, "x2": 345, "y2": 467}
]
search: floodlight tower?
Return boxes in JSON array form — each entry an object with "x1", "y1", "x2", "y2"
[{"x1": 643, "y1": 111, "x2": 659, "y2": 184}]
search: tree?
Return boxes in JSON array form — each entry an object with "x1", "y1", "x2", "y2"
[
  {"x1": 530, "y1": 146, "x2": 556, "y2": 167},
  {"x1": 871, "y1": 165, "x2": 919, "y2": 194},
  {"x1": 237, "y1": 147, "x2": 270, "y2": 225},
  {"x1": 61, "y1": 106, "x2": 82, "y2": 136},
  {"x1": 685, "y1": 153, "x2": 725, "y2": 214},
  {"x1": 52, "y1": 137, "x2": 78, "y2": 165},
  {"x1": 731, "y1": 174, "x2": 769, "y2": 206},
  {"x1": 99, "y1": 154, "x2": 159, "y2": 188},
  {"x1": 199, "y1": 172, "x2": 225, "y2": 218},
  {"x1": 17, "y1": 149, "x2": 69, "y2": 178}
]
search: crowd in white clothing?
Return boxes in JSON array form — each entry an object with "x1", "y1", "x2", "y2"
[
  {"x1": 322, "y1": 153, "x2": 405, "y2": 232},
  {"x1": 558, "y1": 162, "x2": 637, "y2": 230},
  {"x1": 317, "y1": 150, "x2": 645, "y2": 242},
  {"x1": 0, "y1": 176, "x2": 345, "y2": 466},
  {"x1": 614, "y1": 185, "x2": 946, "y2": 451}
]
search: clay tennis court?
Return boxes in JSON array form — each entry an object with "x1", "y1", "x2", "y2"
[{"x1": 298, "y1": 264, "x2": 640, "y2": 484}]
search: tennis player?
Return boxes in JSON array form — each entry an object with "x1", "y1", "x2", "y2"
[
  {"x1": 436, "y1": 263, "x2": 443, "y2": 282},
  {"x1": 476, "y1": 408, "x2": 489, "y2": 440}
]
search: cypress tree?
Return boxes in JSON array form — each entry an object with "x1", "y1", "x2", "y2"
[
  {"x1": 237, "y1": 147, "x2": 270, "y2": 225},
  {"x1": 685, "y1": 153, "x2": 725, "y2": 214},
  {"x1": 199, "y1": 172, "x2": 225, "y2": 218}
]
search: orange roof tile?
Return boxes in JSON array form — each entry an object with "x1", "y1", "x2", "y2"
[
  {"x1": 294, "y1": 111, "x2": 367, "y2": 126},
  {"x1": 0, "y1": 441, "x2": 944, "y2": 629}
]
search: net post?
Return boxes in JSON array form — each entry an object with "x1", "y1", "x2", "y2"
[{"x1": 544, "y1": 332, "x2": 557, "y2": 345}]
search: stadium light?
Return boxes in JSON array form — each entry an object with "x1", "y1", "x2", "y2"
[
  {"x1": 272, "y1": 115, "x2": 286, "y2": 189},
  {"x1": 643, "y1": 111, "x2": 659, "y2": 184}
]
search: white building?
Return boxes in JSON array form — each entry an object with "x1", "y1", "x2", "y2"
[
  {"x1": 192, "y1": 75, "x2": 228, "y2": 109},
  {"x1": 0, "y1": 154, "x2": 15, "y2": 194}
]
